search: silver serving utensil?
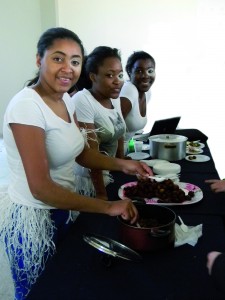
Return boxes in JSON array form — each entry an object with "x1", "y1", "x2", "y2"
[
  {"x1": 136, "y1": 222, "x2": 141, "y2": 228},
  {"x1": 178, "y1": 216, "x2": 188, "y2": 232},
  {"x1": 148, "y1": 176, "x2": 166, "y2": 182},
  {"x1": 148, "y1": 175, "x2": 180, "y2": 182}
]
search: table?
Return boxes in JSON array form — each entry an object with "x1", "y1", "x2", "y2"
[
  {"x1": 107, "y1": 135, "x2": 225, "y2": 218},
  {"x1": 27, "y1": 130, "x2": 225, "y2": 299},
  {"x1": 28, "y1": 213, "x2": 225, "y2": 300}
]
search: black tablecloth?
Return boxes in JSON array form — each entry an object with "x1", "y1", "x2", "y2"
[
  {"x1": 28, "y1": 213, "x2": 225, "y2": 300},
  {"x1": 28, "y1": 130, "x2": 225, "y2": 300},
  {"x1": 175, "y1": 128, "x2": 208, "y2": 143}
]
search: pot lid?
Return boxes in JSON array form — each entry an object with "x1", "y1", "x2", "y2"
[
  {"x1": 149, "y1": 134, "x2": 188, "y2": 142},
  {"x1": 83, "y1": 233, "x2": 142, "y2": 262}
]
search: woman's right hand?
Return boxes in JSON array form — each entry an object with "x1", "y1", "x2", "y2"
[
  {"x1": 107, "y1": 199, "x2": 138, "y2": 224},
  {"x1": 205, "y1": 179, "x2": 225, "y2": 193}
]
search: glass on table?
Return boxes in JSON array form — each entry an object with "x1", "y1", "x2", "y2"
[{"x1": 134, "y1": 141, "x2": 143, "y2": 152}]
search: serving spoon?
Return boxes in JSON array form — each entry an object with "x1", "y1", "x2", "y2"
[
  {"x1": 148, "y1": 175, "x2": 180, "y2": 182},
  {"x1": 136, "y1": 174, "x2": 167, "y2": 182},
  {"x1": 148, "y1": 176, "x2": 166, "y2": 182},
  {"x1": 178, "y1": 216, "x2": 189, "y2": 232}
]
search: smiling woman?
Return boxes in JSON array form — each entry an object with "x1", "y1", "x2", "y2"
[
  {"x1": 27, "y1": 32, "x2": 83, "y2": 91},
  {"x1": 71, "y1": 46, "x2": 126, "y2": 199},
  {"x1": 119, "y1": 51, "x2": 156, "y2": 141},
  {"x1": 0, "y1": 28, "x2": 152, "y2": 299},
  {"x1": 0, "y1": 27, "x2": 86, "y2": 299}
]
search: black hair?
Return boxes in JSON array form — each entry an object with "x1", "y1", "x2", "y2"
[
  {"x1": 78, "y1": 46, "x2": 121, "y2": 89},
  {"x1": 125, "y1": 51, "x2": 155, "y2": 76},
  {"x1": 27, "y1": 27, "x2": 85, "y2": 86},
  {"x1": 85, "y1": 46, "x2": 121, "y2": 75}
]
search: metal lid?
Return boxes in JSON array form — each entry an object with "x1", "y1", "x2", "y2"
[
  {"x1": 83, "y1": 233, "x2": 142, "y2": 262},
  {"x1": 149, "y1": 134, "x2": 188, "y2": 142}
]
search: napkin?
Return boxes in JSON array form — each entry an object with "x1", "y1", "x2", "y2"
[{"x1": 175, "y1": 223, "x2": 203, "y2": 247}]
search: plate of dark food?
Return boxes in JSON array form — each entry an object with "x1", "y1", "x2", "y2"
[{"x1": 118, "y1": 179, "x2": 203, "y2": 206}]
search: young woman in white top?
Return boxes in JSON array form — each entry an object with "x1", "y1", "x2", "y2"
[
  {"x1": 71, "y1": 46, "x2": 126, "y2": 199},
  {"x1": 0, "y1": 28, "x2": 152, "y2": 299},
  {"x1": 119, "y1": 51, "x2": 156, "y2": 141}
]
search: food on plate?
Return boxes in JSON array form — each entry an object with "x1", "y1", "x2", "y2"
[
  {"x1": 124, "y1": 179, "x2": 194, "y2": 203},
  {"x1": 188, "y1": 155, "x2": 197, "y2": 160},
  {"x1": 186, "y1": 147, "x2": 201, "y2": 153},
  {"x1": 187, "y1": 141, "x2": 201, "y2": 147}
]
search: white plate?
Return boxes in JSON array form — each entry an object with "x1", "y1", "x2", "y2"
[
  {"x1": 186, "y1": 148, "x2": 203, "y2": 154},
  {"x1": 133, "y1": 133, "x2": 149, "y2": 141},
  {"x1": 185, "y1": 155, "x2": 210, "y2": 162},
  {"x1": 199, "y1": 143, "x2": 205, "y2": 148},
  {"x1": 140, "y1": 159, "x2": 169, "y2": 167},
  {"x1": 118, "y1": 181, "x2": 203, "y2": 206},
  {"x1": 127, "y1": 152, "x2": 150, "y2": 160},
  {"x1": 186, "y1": 141, "x2": 205, "y2": 148}
]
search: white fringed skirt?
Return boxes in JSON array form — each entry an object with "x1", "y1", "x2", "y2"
[{"x1": 0, "y1": 186, "x2": 78, "y2": 299}]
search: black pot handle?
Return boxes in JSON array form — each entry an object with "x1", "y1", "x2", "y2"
[
  {"x1": 164, "y1": 144, "x2": 177, "y2": 149},
  {"x1": 148, "y1": 229, "x2": 171, "y2": 238}
]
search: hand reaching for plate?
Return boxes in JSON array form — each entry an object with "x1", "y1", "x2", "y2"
[{"x1": 205, "y1": 179, "x2": 225, "y2": 193}]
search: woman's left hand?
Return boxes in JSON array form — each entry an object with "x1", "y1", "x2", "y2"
[
  {"x1": 207, "y1": 251, "x2": 222, "y2": 275},
  {"x1": 120, "y1": 160, "x2": 153, "y2": 178}
]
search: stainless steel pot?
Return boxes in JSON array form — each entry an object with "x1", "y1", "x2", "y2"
[
  {"x1": 149, "y1": 134, "x2": 188, "y2": 161},
  {"x1": 117, "y1": 204, "x2": 176, "y2": 252}
]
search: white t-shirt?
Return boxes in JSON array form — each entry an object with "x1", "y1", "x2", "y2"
[
  {"x1": 119, "y1": 81, "x2": 151, "y2": 140},
  {"x1": 3, "y1": 87, "x2": 84, "y2": 208},
  {"x1": 72, "y1": 88, "x2": 125, "y2": 157},
  {"x1": 71, "y1": 89, "x2": 126, "y2": 196}
]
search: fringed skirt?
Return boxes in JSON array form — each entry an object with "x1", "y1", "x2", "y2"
[
  {"x1": 74, "y1": 163, "x2": 114, "y2": 197},
  {"x1": 0, "y1": 186, "x2": 78, "y2": 299}
]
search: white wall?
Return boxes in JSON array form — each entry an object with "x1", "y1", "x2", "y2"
[
  {"x1": 0, "y1": 0, "x2": 224, "y2": 177},
  {"x1": 57, "y1": 0, "x2": 225, "y2": 177},
  {"x1": 0, "y1": 0, "x2": 57, "y2": 137}
]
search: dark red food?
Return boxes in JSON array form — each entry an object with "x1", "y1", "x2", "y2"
[{"x1": 124, "y1": 179, "x2": 194, "y2": 203}]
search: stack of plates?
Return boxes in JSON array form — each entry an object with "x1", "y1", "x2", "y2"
[
  {"x1": 153, "y1": 162, "x2": 181, "y2": 175},
  {"x1": 141, "y1": 159, "x2": 181, "y2": 182}
]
